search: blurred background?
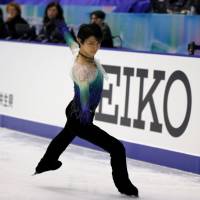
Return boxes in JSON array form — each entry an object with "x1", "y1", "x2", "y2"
[{"x1": 0, "y1": 0, "x2": 200, "y2": 55}]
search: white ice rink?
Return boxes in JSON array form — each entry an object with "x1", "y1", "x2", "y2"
[{"x1": 0, "y1": 127, "x2": 200, "y2": 200}]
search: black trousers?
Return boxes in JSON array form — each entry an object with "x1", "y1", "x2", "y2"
[{"x1": 41, "y1": 101, "x2": 133, "y2": 191}]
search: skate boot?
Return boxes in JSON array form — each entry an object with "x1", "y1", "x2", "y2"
[
  {"x1": 34, "y1": 159, "x2": 62, "y2": 175},
  {"x1": 119, "y1": 182, "x2": 139, "y2": 197}
]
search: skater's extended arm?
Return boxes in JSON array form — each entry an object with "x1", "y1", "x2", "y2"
[{"x1": 58, "y1": 22, "x2": 79, "y2": 55}]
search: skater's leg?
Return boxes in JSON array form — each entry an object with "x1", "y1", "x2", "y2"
[
  {"x1": 35, "y1": 122, "x2": 75, "y2": 174},
  {"x1": 76, "y1": 124, "x2": 138, "y2": 197},
  {"x1": 42, "y1": 122, "x2": 75, "y2": 161}
]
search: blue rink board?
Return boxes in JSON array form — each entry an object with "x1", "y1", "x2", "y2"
[{"x1": 0, "y1": 114, "x2": 199, "y2": 174}]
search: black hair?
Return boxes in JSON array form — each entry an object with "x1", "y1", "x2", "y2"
[
  {"x1": 77, "y1": 23, "x2": 103, "y2": 44},
  {"x1": 90, "y1": 10, "x2": 106, "y2": 20},
  {"x1": 43, "y1": 2, "x2": 64, "y2": 23}
]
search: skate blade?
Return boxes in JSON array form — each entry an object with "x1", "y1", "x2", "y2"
[{"x1": 31, "y1": 172, "x2": 38, "y2": 176}]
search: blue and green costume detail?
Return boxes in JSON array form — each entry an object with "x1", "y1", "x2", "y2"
[{"x1": 59, "y1": 22, "x2": 104, "y2": 124}]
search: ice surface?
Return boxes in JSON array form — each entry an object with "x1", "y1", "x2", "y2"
[{"x1": 0, "y1": 127, "x2": 200, "y2": 200}]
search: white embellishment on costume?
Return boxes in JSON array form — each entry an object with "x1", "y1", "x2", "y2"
[
  {"x1": 72, "y1": 63, "x2": 97, "y2": 83},
  {"x1": 95, "y1": 58, "x2": 109, "y2": 81},
  {"x1": 68, "y1": 41, "x2": 109, "y2": 81}
]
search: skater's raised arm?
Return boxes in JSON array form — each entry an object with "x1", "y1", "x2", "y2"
[{"x1": 58, "y1": 21, "x2": 79, "y2": 55}]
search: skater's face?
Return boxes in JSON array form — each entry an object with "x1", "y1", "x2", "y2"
[{"x1": 79, "y1": 36, "x2": 101, "y2": 58}]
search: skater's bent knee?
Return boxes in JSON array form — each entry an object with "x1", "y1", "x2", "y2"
[{"x1": 111, "y1": 140, "x2": 126, "y2": 155}]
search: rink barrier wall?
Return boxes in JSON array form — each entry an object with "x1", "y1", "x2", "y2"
[
  {"x1": 1, "y1": 41, "x2": 200, "y2": 175},
  {"x1": 0, "y1": 114, "x2": 199, "y2": 174},
  {"x1": 0, "y1": 115, "x2": 2, "y2": 127}
]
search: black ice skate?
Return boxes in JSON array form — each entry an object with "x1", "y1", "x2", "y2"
[
  {"x1": 119, "y1": 184, "x2": 139, "y2": 197},
  {"x1": 118, "y1": 181, "x2": 139, "y2": 197},
  {"x1": 34, "y1": 159, "x2": 62, "y2": 175}
]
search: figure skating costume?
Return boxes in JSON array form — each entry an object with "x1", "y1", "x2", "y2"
[{"x1": 35, "y1": 24, "x2": 138, "y2": 197}]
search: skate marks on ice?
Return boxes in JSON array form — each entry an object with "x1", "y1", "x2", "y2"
[{"x1": 0, "y1": 128, "x2": 200, "y2": 200}]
